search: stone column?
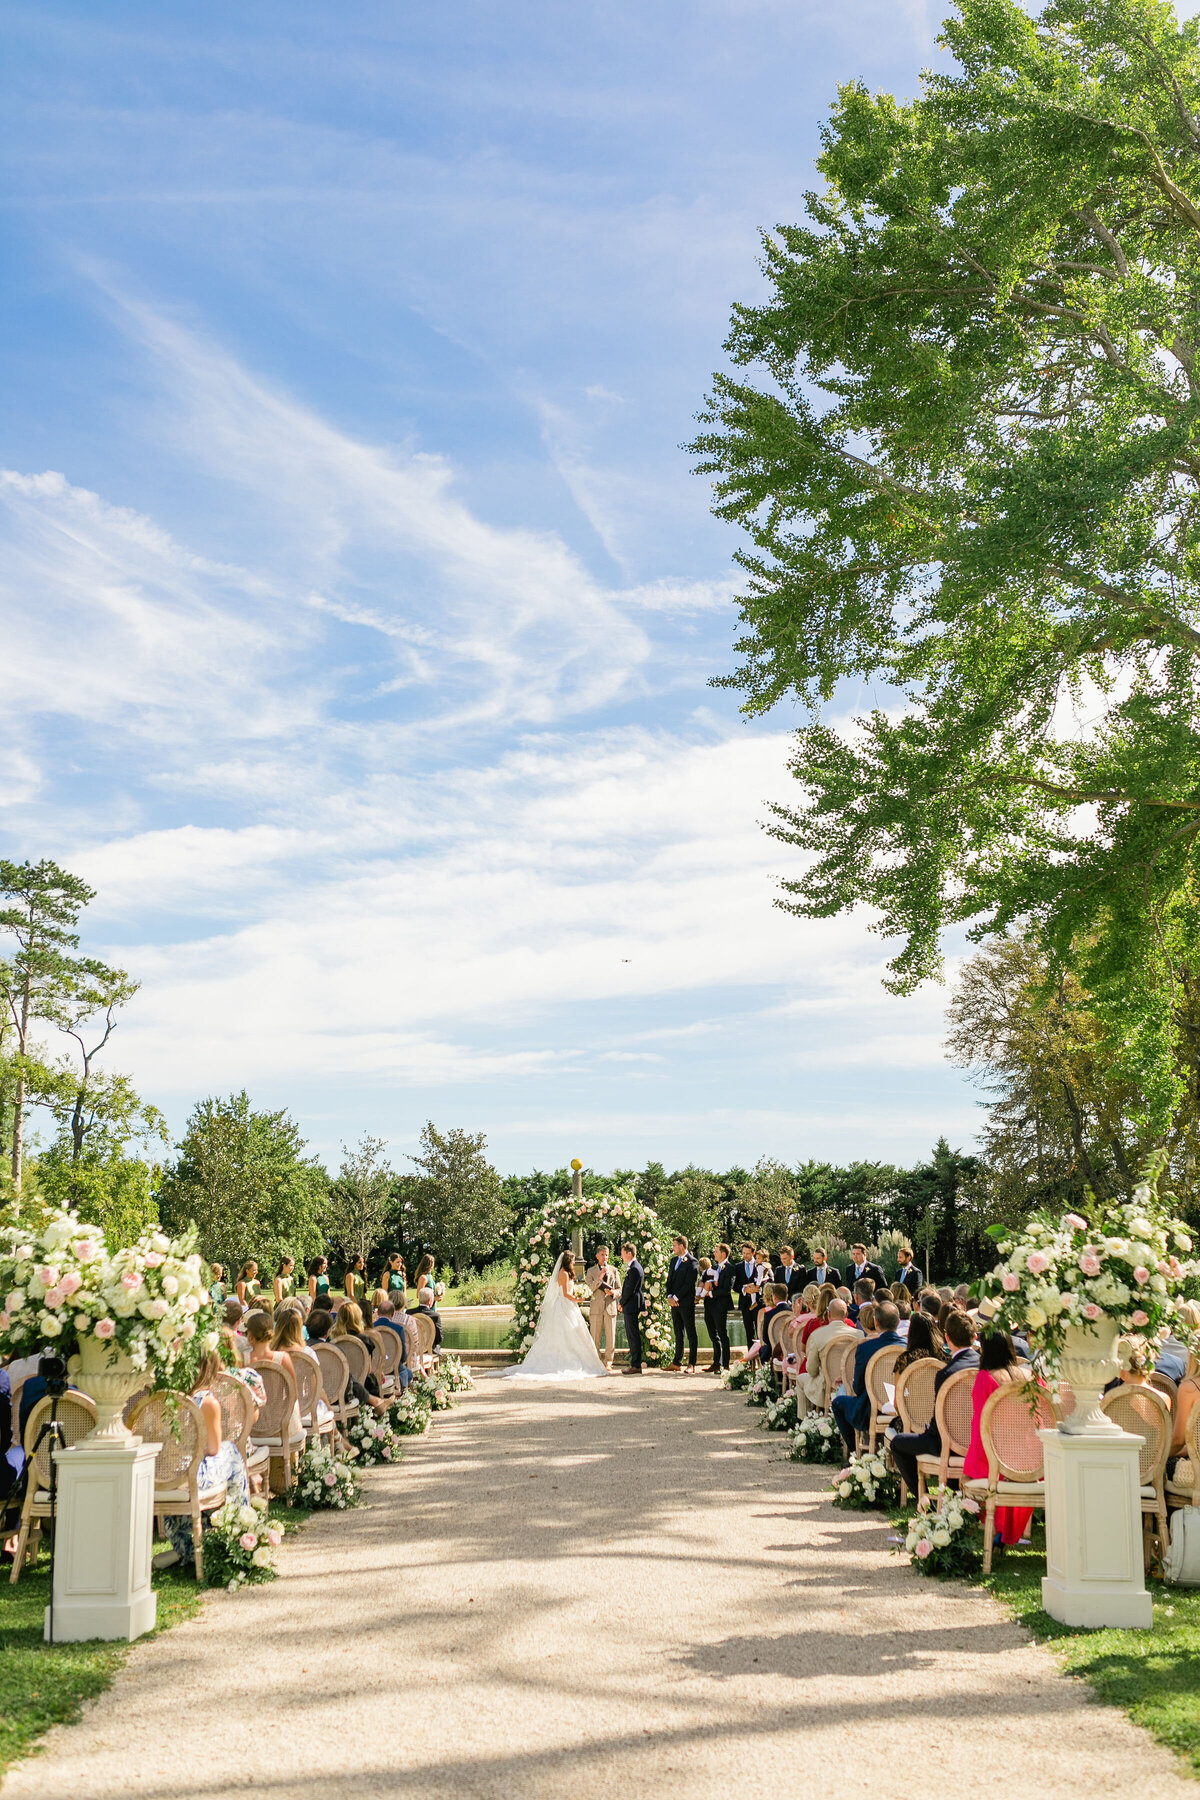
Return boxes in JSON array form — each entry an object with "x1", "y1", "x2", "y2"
[
  {"x1": 1039, "y1": 1428, "x2": 1152, "y2": 1629},
  {"x1": 570, "y1": 1158, "x2": 584, "y2": 1263},
  {"x1": 46, "y1": 1439, "x2": 161, "y2": 1643}
]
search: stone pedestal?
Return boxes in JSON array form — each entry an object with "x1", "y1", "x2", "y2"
[
  {"x1": 45, "y1": 1439, "x2": 160, "y2": 1643},
  {"x1": 1040, "y1": 1427, "x2": 1152, "y2": 1630}
]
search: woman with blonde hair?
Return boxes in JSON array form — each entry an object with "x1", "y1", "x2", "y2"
[
  {"x1": 273, "y1": 1306, "x2": 336, "y2": 1435},
  {"x1": 152, "y1": 1347, "x2": 249, "y2": 1572}
]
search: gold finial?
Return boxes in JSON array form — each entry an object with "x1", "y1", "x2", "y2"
[{"x1": 570, "y1": 1158, "x2": 583, "y2": 1171}]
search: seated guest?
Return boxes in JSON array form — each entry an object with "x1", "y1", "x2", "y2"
[
  {"x1": 374, "y1": 1298, "x2": 414, "y2": 1389},
  {"x1": 937, "y1": 1301, "x2": 959, "y2": 1335},
  {"x1": 153, "y1": 1348, "x2": 249, "y2": 1572},
  {"x1": 1157, "y1": 1334, "x2": 1190, "y2": 1386},
  {"x1": 798, "y1": 1299, "x2": 857, "y2": 1410},
  {"x1": 747, "y1": 1284, "x2": 790, "y2": 1366},
  {"x1": 855, "y1": 1303, "x2": 876, "y2": 1336},
  {"x1": 799, "y1": 1284, "x2": 838, "y2": 1366},
  {"x1": 413, "y1": 1254, "x2": 444, "y2": 1348},
  {"x1": 1168, "y1": 1307, "x2": 1200, "y2": 1482},
  {"x1": 918, "y1": 1290, "x2": 942, "y2": 1321},
  {"x1": 894, "y1": 1311, "x2": 946, "y2": 1376},
  {"x1": 890, "y1": 1311, "x2": 979, "y2": 1495},
  {"x1": 848, "y1": 1278, "x2": 875, "y2": 1324},
  {"x1": 332, "y1": 1301, "x2": 390, "y2": 1412},
  {"x1": 832, "y1": 1301, "x2": 903, "y2": 1457},
  {"x1": 223, "y1": 1299, "x2": 249, "y2": 1362},
  {"x1": 272, "y1": 1309, "x2": 337, "y2": 1432},
  {"x1": 963, "y1": 1331, "x2": 1032, "y2": 1549},
  {"x1": 244, "y1": 1310, "x2": 296, "y2": 1386}
]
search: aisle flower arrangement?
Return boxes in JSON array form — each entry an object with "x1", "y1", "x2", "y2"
[
  {"x1": 830, "y1": 1450, "x2": 896, "y2": 1511},
  {"x1": 507, "y1": 1185, "x2": 674, "y2": 1366},
  {"x1": 346, "y1": 1404, "x2": 404, "y2": 1466},
  {"x1": 412, "y1": 1371, "x2": 452, "y2": 1411},
  {"x1": 721, "y1": 1359, "x2": 754, "y2": 1392},
  {"x1": 295, "y1": 1442, "x2": 362, "y2": 1510},
  {"x1": 436, "y1": 1352, "x2": 475, "y2": 1393},
  {"x1": 0, "y1": 1207, "x2": 219, "y2": 1386},
  {"x1": 743, "y1": 1366, "x2": 775, "y2": 1407},
  {"x1": 898, "y1": 1487, "x2": 982, "y2": 1576},
  {"x1": 761, "y1": 1391, "x2": 798, "y2": 1431},
  {"x1": 978, "y1": 1158, "x2": 1199, "y2": 1367},
  {"x1": 202, "y1": 1495, "x2": 281, "y2": 1589},
  {"x1": 788, "y1": 1412, "x2": 842, "y2": 1464},
  {"x1": 388, "y1": 1389, "x2": 433, "y2": 1435}
]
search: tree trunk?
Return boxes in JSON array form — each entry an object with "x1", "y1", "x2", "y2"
[{"x1": 11, "y1": 974, "x2": 31, "y2": 1188}]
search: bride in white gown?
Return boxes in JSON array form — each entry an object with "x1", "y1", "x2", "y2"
[{"x1": 500, "y1": 1250, "x2": 608, "y2": 1381}]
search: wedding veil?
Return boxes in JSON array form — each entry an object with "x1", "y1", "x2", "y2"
[{"x1": 537, "y1": 1253, "x2": 566, "y2": 1326}]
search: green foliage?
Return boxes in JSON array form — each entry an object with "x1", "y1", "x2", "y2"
[
  {"x1": 33, "y1": 1138, "x2": 160, "y2": 1249},
  {"x1": 407, "y1": 1121, "x2": 509, "y2": 1273},
  {"x1": 323, "y1": 1134, "x2": 394, "y2": 1267},
  {"x1": 655, "y1": 1164, "x2": 724, "y2": 1251},
  {"x1": 693, "y1": 0, "x2": 1200, "y2": 1131},
  {"x1": 156, "y1": 1090, "x2": 327, "y2": 1273}
]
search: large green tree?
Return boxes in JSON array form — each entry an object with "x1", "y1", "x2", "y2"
[
  {"x1": 693, "y1": 0, "x2": 1200, "y2": 1133},
  {"x1": 323, "y1": 1134, "x2": 395, "y2": 1270},
  {"x1": 408, "y1": 1122, "x2": 509, "y2": 1274},
  {"x1": 156, "y1": 1091, "x2": 326, "y2": 1273}
]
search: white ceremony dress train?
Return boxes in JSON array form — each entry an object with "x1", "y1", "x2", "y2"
[{"x1": 499, "y1": 1255, "x2": 608, "y2": 1381}]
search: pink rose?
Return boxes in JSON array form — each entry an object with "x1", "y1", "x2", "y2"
[
  {"x1": 1133, "y1": 1267, "x2": 1150, "y2": 1285},
  {"x1": 144, "y1": 1252, "x2": 165, "y2": 1268},
  {"x1": 1078, "y1": 1254, "x2": 1101, "y2": 1277},
  {"x1": 121, "y1": 1270, "x2": 141, "y2": 1291},
  {"x1": 324, "y1": 1471, "x2": 337, "y2": 1487},
  {"x1": 43, "y1": 1286, "x2": 65, "y2": 1309},
  {"x1": 1025, "y1": 1252, "x2": 1049, "y2": 1276},
  {"x1": 1132, "y1": 1310, "x2": 1150, "y2": 1327},
  {"x1": 95, "y1": 1318, "x2": 116, "y2": 1338},
  {"x1": 74, "y1": 1240, "x2": 97, "y2": 1263},
  {"x1": 915, "y1": 1539, "x2": 933, "y2": 1559},
  {"x1": 265, "y1": 1529, "x2": 281, "y2": 1547},
  {"x1": 239, "y1": 1532, "x2": 258, "y2": 1551},
  {"x1": 1158, "y1": 1262, "x2": 1171, "y2": 1277},
  {"x1": 1083, "y1": 1303, "x2": 1101, "y2": 1321},
  {"x1": 38, "y1": 1265, "x2": 59, "y2": 1288},
  {"x1": 961, "y1": 1496, "x2": 980, "y2": 1514},
  {"x1": 1001, "y1": 1273, "x2": 1020, "y2": 1292},
  {"x1": 59, "y1": 1271, "x2": 82, "y2": 1297},
  {"x1": 1170, "y1": 1256, "x2": 1182, "y2": 1276},
  {"x1": 1064, "y1": 1213, "x2": 1088, "y2": 1231}
]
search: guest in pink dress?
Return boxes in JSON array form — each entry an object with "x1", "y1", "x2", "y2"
[{"x1": 963, "y1": 1330, "x2": 1033, "y2": 1548}]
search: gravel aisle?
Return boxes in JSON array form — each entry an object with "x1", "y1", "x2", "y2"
[{"x1": 3, "y1": 1373, "x2": 1192, "y2": 1800}]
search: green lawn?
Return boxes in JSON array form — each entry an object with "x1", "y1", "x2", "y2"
[{"x1": 0, "y1": 1500, "x2": 309, "y2": 1780}]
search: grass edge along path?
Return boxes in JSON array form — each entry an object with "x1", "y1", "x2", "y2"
[
  {"x1": 886, "y1": 1513, "x2": 1200, "y2": 1778},
  {"x1": 0, "y1": 1502, "x2": 311, "y2": 1781}
]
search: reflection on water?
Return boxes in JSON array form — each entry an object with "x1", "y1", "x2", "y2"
[{"x1": 439, "y1": 1310, "x2": 748, "y2": 1353}]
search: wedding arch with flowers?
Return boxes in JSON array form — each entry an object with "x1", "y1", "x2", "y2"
[{"x1": 506, "y1": 1185, "x2": 673, "y2": 1365}]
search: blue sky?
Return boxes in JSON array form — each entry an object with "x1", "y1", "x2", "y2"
[{"x1": 0, "y1": 0, "x2": 991, "y2": 1176}]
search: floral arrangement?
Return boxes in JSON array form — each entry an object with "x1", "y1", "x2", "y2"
[
  {"x1": 411, "y1": 1371, "x2": 452, "y2": 1411},
  {"x1": 742, "y1": 1365, "x2": 775, "y2": 1407},
  {"x1": 761, "y1": 1391, "x2": 799, "y2": 1432},
  {"x1": 202, "y1": 1494, "x2": 281, "y2": 1589},
  {"x1": 506, "y1": 1185, "x2": 673, "y2": 1366},
  {"x1": 899, "y1": 1486, "x2": 982, "y2": 1576},
  {"x1": 0, "y1": 1207, "x2": 219, "y2": 1387},
  {"x1": 387, "y1": 1389, "x2": 433, "y2": 1435},
  {"x1": 788, "y1": 1412, "x2": 842, "y2": 1464},
  {"x1": 436, "y1": 1352, "x2": 475, "y2": 1394},
  {"x1": 830, "y1": 1449, "x2": 896, "y2": 1511},
  {"x1": 345, "y1": 1404, "x2": 404, "y2": 1466},
  {"x1": 721, "y1": 1359, "x2": 755, "y2": 1391},
  {"x1": 294, "y1": 1442, "x2": 362, "y2": 1509},
  {"x1": 978, "y1": 1158, "x2": 1199, "y2": 1366}
]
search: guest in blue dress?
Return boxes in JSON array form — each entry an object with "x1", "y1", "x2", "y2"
[{"x1": 156, "y1": 1349, "x2": 249, "y2": 1571}]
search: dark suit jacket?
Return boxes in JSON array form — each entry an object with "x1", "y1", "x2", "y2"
[
  {"x1": 846, "y1": 1261, "x2": 887, "y2": 1294},
  {"x1": 732, "y1": 1261, "x2": 760, "y2": 1306},
  {"x1": 758, "y1": 1302, "x2": 792, "y2": 1356},
  {"x1": 807, "y1": 1264, "x2": 842, "y2": 1290},
  {"x1": 773, "y1": 1263, "x2": 807, "y2": 1298},
  {"x1": 841, "y1": 1329, "x2": 903, "y2": 1431},
  {"x1": 901, "y1": 1346, "x2": 981, "y2": 1443},
  {"x1": 896, "y1": 1263, "x2": 921, "y2": 1297},
  {"x1": 710, "y1": 1260, "x2": 735, "y2": 1310},
  {"x1": 620, "y1": 1257, "x2": 646, "y2": 1313},
  {"x1": 666, "y1": 1253, "x2": 698, "y2": 1305}
]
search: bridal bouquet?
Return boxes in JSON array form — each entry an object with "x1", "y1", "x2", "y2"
[
  {"x1": 977, "y1": 1158, "x2": 1199, "y2": 1363},
  {"x1": 761, "y1": 1391, "x2": 799, "y2": 1432},
  {"x1": 202, "y1": 1495, "x2": 281, "y2": 1590},
  {"x1": 789, "y1": 1412, "x2": 842, "y2": 1464},
  {"x1": 899, "y1": 1486, "x2": 982, "y2": 1577},
  {"x1": 830, "y1": 1449, "x2": 896, "y2": 1511},
  {"x1": 0, "y1": 1208, "x2": 219, "y2": 1385}
]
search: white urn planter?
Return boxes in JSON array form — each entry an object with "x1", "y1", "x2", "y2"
[
  {"x1": 73, "y1": 1338, "x2": 147, "y2": 1446},
  {"x1": 1040, "y1": 1311, "x2": 1152, "y2": 1629}
]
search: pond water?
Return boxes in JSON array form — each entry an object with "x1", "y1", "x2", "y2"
[{"x1": 439, "y1": 1309, "x2": 748, "y2": 1353}]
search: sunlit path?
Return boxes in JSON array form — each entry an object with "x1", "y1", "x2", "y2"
[{"x1": 3, "y1": 1378, "x2": 1191, "y2": 1800}]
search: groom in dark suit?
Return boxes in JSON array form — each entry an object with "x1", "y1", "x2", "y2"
[{"x1": 620, "y1": 1243, "x2": 646, "y2": 1374}]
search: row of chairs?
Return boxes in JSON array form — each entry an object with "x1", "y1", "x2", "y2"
[
  {"x1": 9, "y1": 1319, "x2": 437, "y2": 1584},
  {"x1": 769, "y1": 1314, "x2": 1200, "y2": 1578}
]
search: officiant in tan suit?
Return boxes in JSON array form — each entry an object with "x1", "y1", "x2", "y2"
[{"x1": 586, "y1": 1244, "x2": 620, "y2": 1368}]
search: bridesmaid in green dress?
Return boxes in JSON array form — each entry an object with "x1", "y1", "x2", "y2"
[
  {"x1": 272, "y1": 1256, "x2": 295, "y2": 1306},
  {"x1": 307, "y1": 1255, "x2": 331, "y2": 1306}
]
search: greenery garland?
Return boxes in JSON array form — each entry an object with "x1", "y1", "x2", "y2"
[{"x1": 506, "y1": 1184, "x2": 673, "y2": 1366}]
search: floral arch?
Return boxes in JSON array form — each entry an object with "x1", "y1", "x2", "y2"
[{"x1": 507, "y1": 1185, "x2": 674, "y2": 1366}]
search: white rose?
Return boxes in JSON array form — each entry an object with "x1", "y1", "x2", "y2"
[
  {"x1": 161, "y1": 1275, "x2": 179, "y2": 1297},
  {"x1": 1026, "y1": 1304, "x2": 1047, "y2": 1329},
  {"x1": 931, "y1": 1529, "x2": 950, "y2": 1548},
  {"x1": 40, "y1": 1314, "x2": 63, "y2": 1336}
]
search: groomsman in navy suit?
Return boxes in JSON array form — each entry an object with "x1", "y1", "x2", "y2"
[
  {"x1": 665, "y1": 1236, "x2": 699, "y2": 1371},
  {"x1": 732, "y1": 1242, "x2": 761, "y2": 1347},
  {"x1": 772, "y1": 1246, "x2": 807, "y2": 1299},
  {"x1": 706, "y1": 1244, "x2": 735, "y2": 1372}
]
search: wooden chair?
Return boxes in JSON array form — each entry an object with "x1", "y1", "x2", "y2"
[
  {"x1": 313, "y1": 1341, "x2": 354, "y2": 1425},
  {"x1": 248, "y1": 1363, "x2": 304, "y2": 1494},
  {"x1": 1149, "y1": 1371, "x2": 1179, "y2": 1410},
  {"x1": 962, "y1": 1381, "x2": 1056, "y2": 1574},
  {"x1": 289, "y1": 1353, "x2": 334, "y2": 1445},
  {"x1": 1101, "y1": 1383, "x2": 1172, "y2": 1569},
  {"x1": 363, "y1": 1329, "x2": 393, "y2": 1396},
  {"x1": 861, "y1": 1342, "x2": 904, "y2": 1453},
  {"x1": 375, "y1": 1325, "x2": 405, "y2": 1391},
  {"x1": 212, "y1": 1371, "x2": 269, "y2": 1486},
  {"x1": 1167, "y1": 1400, "x2": 1200, "y2": 1509},
  {"x1": 895, "y1": 1358, "x2": 940, "y2": 1434},
  {"x1": 410, "y1": 1312, "x2": 437, "y2": 1372},
  {"x1": 129, "y1": 1392, "x2": 229, "y2": 1582},
  {"x1": 336, "y1": 1333, "x2": 373, "y2": 1392},
  {"x1": 778, "y1": 1318, "x2": 806, "y2": 1396},
  {"x1": 915, "y1": 1368, "x2": 975, "y2": 1502},
  {"x1": 820, "y1": 1337, "x2": 854, "y2": 1409},
  {"x1": 9, "y1": 1393, "x2": 98, "y2": 1582}
]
